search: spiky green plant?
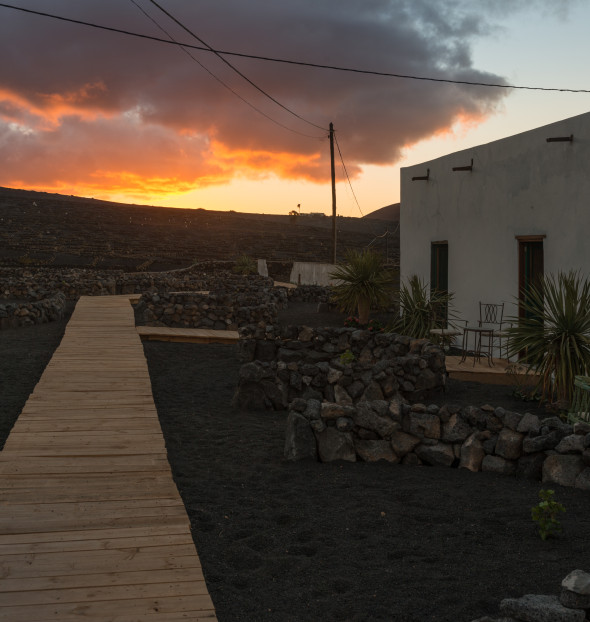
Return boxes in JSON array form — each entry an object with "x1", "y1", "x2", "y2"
[
  {"x1": 506, "y1": 270, "x2": 590, "y2": 404},
  {"x1": 329, "y1": 249, "x2": 396, "y2": 325},
  {"x1": 392, "y1": 275, "x2": 455, "y2": 340},
  {"x1": 232, "y1": 254, "x2": 257, "y2": 275}
]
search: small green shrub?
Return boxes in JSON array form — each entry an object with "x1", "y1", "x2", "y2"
[
  {"x1": 233, "y1": 254, "x2": 257, "y2": 275},
  {"x1": 339, "y1": 349, "x2": 355, "y2": 365},
  {"x1": 531, "y1": 489, "x2": 565, "y2": 540}
]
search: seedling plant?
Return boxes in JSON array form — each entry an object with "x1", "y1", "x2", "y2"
[{"x1": 531, "y1": 489, "x2": 565, "y2": 541}]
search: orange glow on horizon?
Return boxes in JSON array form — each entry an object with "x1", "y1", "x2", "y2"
[{"x1": 210, "y1": 141, "x2": 324, "y2": 181}]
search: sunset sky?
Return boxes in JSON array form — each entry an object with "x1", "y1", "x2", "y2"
[{"x1": 2, "y1": 1, "x2": 590, "y2": 216}]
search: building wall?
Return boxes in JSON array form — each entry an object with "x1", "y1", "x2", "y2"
[
  {"x1": 289, "y1": 262, "x2": 336, "y2": 286},
  {"x1": 400, "y1": 111, "x2": 590, "y2": 331}
]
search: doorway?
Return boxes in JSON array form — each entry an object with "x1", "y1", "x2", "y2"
[
  {"x1": 431, "y1": 241, "x2": 449, "y2": 324},
  {"x1": 517, "y1": 237, "x2": 544, "y2": 319}
]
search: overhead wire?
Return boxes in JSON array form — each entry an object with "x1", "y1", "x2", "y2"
[
  {"x1": 145, "y1": 0, "x2": 327, "y2": 132},
  {"x1": 2, "y1": 3, "x2": 590, "y2": 94},
  {"x1": 128, "y1": 0, "x2": 324, "y2": 139},
  {"x1": 334, "y1": 133, "x2": 363, "y2": 217}
]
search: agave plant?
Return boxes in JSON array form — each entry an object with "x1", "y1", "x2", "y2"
[
  {"x1": 329, "y1": 249, "x2": 396, "y2": 325},
  {"x1": 506, "y1": 270, "x2": 590, "y2": 405},
  {"x1": 392, "y1": 275, "x2": 455, "y2": 340}
]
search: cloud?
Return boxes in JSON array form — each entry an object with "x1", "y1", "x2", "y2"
[{"x1": 0, "y1": 0, "x2": 550, "y2": 199}]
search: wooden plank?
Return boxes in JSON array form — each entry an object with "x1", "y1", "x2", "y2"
[
  {"x1": 0, "y1": 498, "x2": 186, "y2": 519},
  {"x1": 0, "y1": 457, "x2": 172, "y2": 474},
  {"x1": 0, "y1": 521, "x2": 188, "y2": 546},
  {"x1": 0, "y1": 567, "x2": 205, "y2": 593},
  {"x1": 0, "y1": 295, "x2": 217, "y2": 620},
  {"x1": 0, "y1": 579, "x2": 211, "y2": 607},
  {"x1": 12, "y1": 419, "x2": 164, "y2": 433},
  {"x1": 0, "y1": 544, "x2": 202, "y2": 578},
  {"x1": 0, "y1": 533, "x2": 196, "y2": 556},
  {"x1": 136, "y1": 325, "x2": 239, "y2": 343},
  {"x1": 0, "y1": 596, "x2": 216, "y2": 622}
]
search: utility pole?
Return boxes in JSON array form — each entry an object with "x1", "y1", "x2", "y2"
[{"x1": 329, "y1": 122, "x2": 337, "y2": 264}]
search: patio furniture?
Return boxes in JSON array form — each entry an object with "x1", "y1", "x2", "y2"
[
  {"x1": 568, "y1": 375, "x2": 590, "y2": 424},
  {"x1": 479, "y1": 302, "x2": 510, "y2": 359},
  {"x1": 460, "y1": 325, "x2": 495, "y2": 366}
]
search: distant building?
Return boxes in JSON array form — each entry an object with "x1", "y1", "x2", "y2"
[{"x1": 400, "y1": 110, "x2": 590, "y2": 334}]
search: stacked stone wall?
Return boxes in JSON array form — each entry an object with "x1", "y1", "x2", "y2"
[
  {"x1": 135, "y1": 287, "x2": 286, "y2": 330},
  {"x1": 286, "y1": 284, "x2": 331, "y2": 303},
  {"x1": 0, "y1": 267, "x2": 209, "y2": 300},
  {"x1": 0, "y1": 291, "x2": 67, "y2": 329},
  {"x1": 0, "y1": 267, "x2": 284, "y2": 329},
  {"x1": 0, "y1": 267, "x2": 279, "y2": 301},
  {"x1": 233, "y1": 326, "x2": 445, "y2": 410},
  {"x1": 285, "y1": 397, "x2": 590, "y2": 492}
]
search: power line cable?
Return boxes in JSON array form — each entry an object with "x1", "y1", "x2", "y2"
[
  {"x1": 145, "y1": 0, "x2": 326, "y2": 132},
  {"x1": 334, "y1": 133, "x2": 363, "y2": 217},
  {"x1": 2, "y1": 3, "x2": 590, "y2": 94},
  {"x1": 129, "y1": 0, "x2": 323, "y2": 138}
]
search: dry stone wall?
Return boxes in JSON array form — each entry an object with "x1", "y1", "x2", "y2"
[
  {"x1": 0, "y1": 267, "x2": 284, "y2": 330},
  {"x1": 233, "y1": 326, "x2": 445, "y2": 410},
  {"x1": 0, "y1": 266, "x2": 285, "y2": 301},
  {"x1": 286, "y1": 284, "x2": 331, "y2": 303},
  {"x1": 135, "y1": 285, "x2": 287, "y2": 330},
  {"x1": 0, "y1": 291, "x2": 66, "y2": 329},
  {"x1": 0, "y1": 266, "x2": 211, "y2": 300},
  {"x1": 284, "y1": 397, "x2": 590, "y2": 492}
]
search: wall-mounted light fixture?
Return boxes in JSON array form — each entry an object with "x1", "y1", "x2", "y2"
[
  {"x1": 546, "y1": 134, "x2": 573, "y2": 143},
  {"x1": 411, "y1": 168, "x2": 429, "y2": 181},
  {"x1": 452, "y1": 158, "x2": 473, "y2": 172}
]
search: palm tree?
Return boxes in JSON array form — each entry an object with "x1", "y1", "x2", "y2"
[
  {"x1": 329, "y1": 249, "x2": 396, "y2": 325},
  {"x1": 506, "y1": 270, "x2": 590, "y2": 405}
]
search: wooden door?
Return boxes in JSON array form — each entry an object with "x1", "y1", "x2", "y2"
[
  {"x1": 431, "y1": 242, "x2": 449, "y2": 324},
  {"x1": 518, "y1": 238, "x2": 544, "y2": 319}
]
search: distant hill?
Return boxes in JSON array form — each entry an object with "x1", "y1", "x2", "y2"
[
  {"x1": 0, "y1": 187, "x2": 399, "y2": 271},
  {"x1": 363, "y1": 203, "x2": 400, "y2": 221}
]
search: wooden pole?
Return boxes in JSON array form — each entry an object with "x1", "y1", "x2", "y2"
[{"x1": 329, "y1": 122, "x2": 337, "y2": 264}]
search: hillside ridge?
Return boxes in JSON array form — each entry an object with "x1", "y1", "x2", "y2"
[{"x1": 0, "y1": 186, "x2": 399, "y2": 272}]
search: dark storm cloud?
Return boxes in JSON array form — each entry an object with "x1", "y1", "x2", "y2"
[{"x1": 0, "y1": 0, "x2": 554, "y2": 193}]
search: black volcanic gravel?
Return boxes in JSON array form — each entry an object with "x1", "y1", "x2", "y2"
[{"x1": 1, "y1": 302, "x2": 589, "y2": 621}]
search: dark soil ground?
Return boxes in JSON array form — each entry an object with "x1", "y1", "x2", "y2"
[{"x1": 1, "y1": 301, "x2": 589, "y2": 621}]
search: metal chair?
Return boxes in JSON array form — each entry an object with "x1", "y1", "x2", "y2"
[{"x1": 478, "y1": 302, "x2": 508, "y2": 360}]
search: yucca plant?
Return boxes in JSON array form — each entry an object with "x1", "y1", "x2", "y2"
[
  {"x1": 506, "y1": 270, "x2": 590, "y2": 405},
  {"x1": 392, "y1": 275, "x2": 455, "y2": 339},
  {"x1": 329, "y1": 249, "x2": 396, "y2": 325}
]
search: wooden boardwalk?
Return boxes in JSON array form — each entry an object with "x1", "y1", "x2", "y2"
[{"x1": 0, "y1": 296, "x2": 217, "y2": 621}]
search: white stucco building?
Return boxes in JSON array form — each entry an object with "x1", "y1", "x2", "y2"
[{"x1": 400, "y1": 110, "x2": 590, "y2": 337}]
